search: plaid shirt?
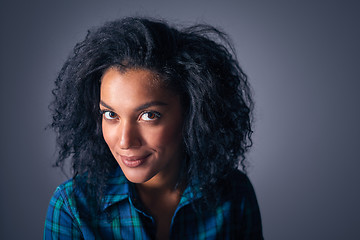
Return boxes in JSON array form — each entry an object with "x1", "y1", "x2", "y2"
[{"x1": 44, "y1": 167, "x2": 263, "y2": 239}]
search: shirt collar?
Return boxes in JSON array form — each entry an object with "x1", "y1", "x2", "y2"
[
  {"x1": 101, "y1": 167, "x2": 129, "y2": 210},
  {"x1": 178, "y1": 178, "x2": 202, "y2": 208},
  {"x1": 101, "y1": 167, "x2": 203, "y2": 211}
]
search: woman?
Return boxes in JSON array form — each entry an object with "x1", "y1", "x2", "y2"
[{"x1": 44, "y1": 17, "x2": 263, "y2": 239}]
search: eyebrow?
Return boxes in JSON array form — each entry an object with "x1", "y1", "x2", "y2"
[
  {"x1": 99, "y1": 100, "x2": 168, "y2": 111},
  {"x1": 135, "y1": 101, "x2": 168, "y2": 111},
  {"x1": 99, "y1": 100, "x2": 114, "y2": 110}
]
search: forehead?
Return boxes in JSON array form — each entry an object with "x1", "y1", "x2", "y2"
[{"x1": 100, "y1": 68, "x2": 179, "y2": 108}]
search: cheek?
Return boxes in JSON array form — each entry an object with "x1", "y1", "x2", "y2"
[
  {"x1": 143, "y1": 122, "x2": 183, "y2": 149},
  {"x1": 150, "y1": 111, "x2": 184, "y2": 149}
]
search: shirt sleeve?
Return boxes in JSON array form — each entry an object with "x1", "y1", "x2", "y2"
[{"x1": 44, "y1": 187, "x2": 83, "y2": 240}]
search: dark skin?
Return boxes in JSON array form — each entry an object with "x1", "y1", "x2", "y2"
[
  {"x1": 135, "y1": 148, "x2": 184, "y2": 240},
  {"x1": 137, "y1": 182, "x2": 184, "y2": 240},
  {"x1": 100, "y1": 68, "x2": 185, "y2": 239},
  {"x1": 135, "y1": 133, "x2": 184, "y2": 240}
]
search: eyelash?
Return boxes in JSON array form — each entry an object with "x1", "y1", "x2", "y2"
[
  {"x1": 140, "y1": 111, "x2": 161, "y2": 121},
  {"x1": 99, "y1": 110, "x2": 118, "y2": 120},
  {"x1": 99, "y1": 110, "x2": 161, "y2": 121}
]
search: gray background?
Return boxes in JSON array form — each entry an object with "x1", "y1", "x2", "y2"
[{"x1": 1, "y1": 0, "x2": 359, "y2": 239}]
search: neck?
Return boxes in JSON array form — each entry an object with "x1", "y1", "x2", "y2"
[
  {"x1": 136, "y1": 171, "x2": 184, "y2": 240},
  {"x1": 136, "y1": 170, "x2": 181, "y2": 196}
]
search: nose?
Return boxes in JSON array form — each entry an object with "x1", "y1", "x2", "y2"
[{"x1": 118, "y1": 121, "x2": 141, "y2": 149}]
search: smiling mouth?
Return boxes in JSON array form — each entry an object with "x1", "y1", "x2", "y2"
[{"x1": 119, "y1": 154, "x2": 151, "y2": 168}]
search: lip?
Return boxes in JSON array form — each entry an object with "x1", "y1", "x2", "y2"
[{"x1": 119, "y1": 154, "x2": 151, "y2": 168}]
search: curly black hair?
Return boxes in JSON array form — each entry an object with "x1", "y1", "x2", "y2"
[{"x1": 50, "y1": 17, "x2": 253, "y2": 212}]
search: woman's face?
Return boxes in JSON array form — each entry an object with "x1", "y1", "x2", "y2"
[{"x1": 100, "y1": 68, "x2": 184, "y2": 185}]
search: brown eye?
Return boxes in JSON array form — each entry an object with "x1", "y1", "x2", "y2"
[
  {"x1": 147, "y1": 112, "x2": 156, "y2": 119},
  {"x1": 140, "y1": 111, "x2": 161, "y2": 121},
  {"x1": 103, "y1": 111, "x2": 117, "y2": 120}
]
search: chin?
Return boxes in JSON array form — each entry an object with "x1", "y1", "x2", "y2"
[{"x1": 120, "y1": 167, "x2": 155, "y2": 184}]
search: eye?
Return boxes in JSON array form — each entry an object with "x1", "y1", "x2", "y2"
[
  {"x1": 140, "y1": 111, "x2": 161, "y2": 121},
  {"x1": 102, "y1": 111, "x2": 118, "y2": 120}
]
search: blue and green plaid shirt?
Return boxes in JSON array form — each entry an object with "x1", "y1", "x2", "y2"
[{"x1": 44, "y1": 167, "x2": 263, "y2": 239}]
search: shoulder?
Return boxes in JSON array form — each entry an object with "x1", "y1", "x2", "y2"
[
  {"x1": 223, "y1": 169, "x2": 257, "y2": 198},
  {"x1": 44, "y1": 178, "x2": 84, "y2": 239},
  {"x1": 47, "y1": 178, "x2": 82, "y2": 221},
  {"x1": 225, "y1": 169, "x2": 264, "y2": 239},
  {"x1": 53, "y1": 178, "x2": 77, "y2": 201},
  {"x1": 46, "y1": 175, "x2": 93, "y2": 224},
  {"x1": 44, "y1": 168, "x2": 129, "y2": 238},
  {"x1": 49, "y1": 168, "x2": 129, "y2": 214}
]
